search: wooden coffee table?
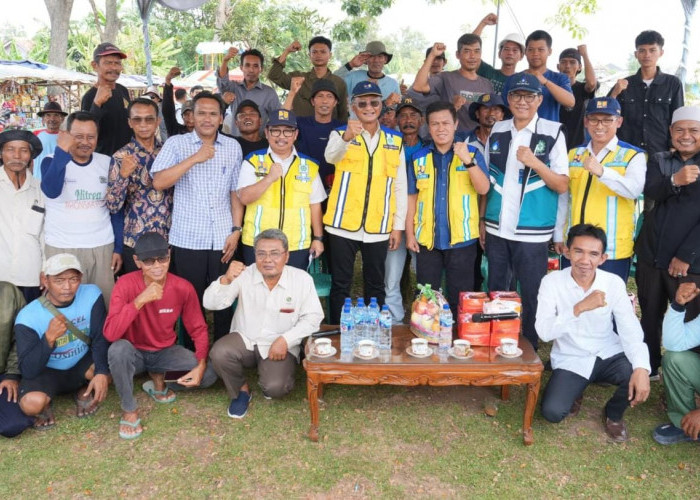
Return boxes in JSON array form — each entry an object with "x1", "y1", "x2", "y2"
[{"x1": 303, "y1": 325, "x2": 544, "y2": 445}]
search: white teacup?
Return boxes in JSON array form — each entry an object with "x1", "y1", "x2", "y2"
[
  {"x1": 314, "y1": 338, "x2": 332, "y2": 356},
  {"x1": 453, "y1": 339, "x2": 470, "y2": 356},
  {"x1": 500, "y1": 338, "x2": 518, "y2": 356},
  {"x1": 358, "y1": 339, "x2": 376, "y2": 357},
  {"x1": 411, "y1": 338, "x2": 429, "y2": 355}
]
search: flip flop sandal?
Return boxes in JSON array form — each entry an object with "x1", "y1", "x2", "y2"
[
  {"x1": 142, "y1": 380, "x2": 177, "y2": 403},
  {"x1": 33, "y1": 404, "x2": 55, "y2": 431},
  {"x1": 74, "y1": 392, "x2": 99, "y2": 418},
  {"x1": 119, "y1": 418, "x2": 143, "y2": 440}
]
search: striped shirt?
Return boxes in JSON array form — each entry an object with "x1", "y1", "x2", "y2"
[{"x1": 150, "y1": 131, "x2": 242, "y2": 250}]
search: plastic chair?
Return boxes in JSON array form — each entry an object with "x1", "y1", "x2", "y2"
[{"x1": 308, "y1": 254, "x2": 332, "y2": 322}]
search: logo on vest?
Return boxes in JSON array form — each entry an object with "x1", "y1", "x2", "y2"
[
  {"x1": 383, "y1": 134, "x2": 400, "y2": 150},
  {"x1": 255, "y1": 155, "x2": 268, "y2": 178},
  {"x1": 295, "y1": 160, "x2": 311, "y2": 182},
  {"x1": 415, "y1": 157, "x2": 429, "y2": 180},
  {"x1": 534, "y1": 140, "x2": 546, "y2": 156},
  {"x1": 490, "y1": 140, "x2": 500, "y2": 153}
]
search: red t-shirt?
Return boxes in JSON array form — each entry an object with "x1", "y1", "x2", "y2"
[{"x1": 103, "y1": 271, "x2": 209, "y2": 360}]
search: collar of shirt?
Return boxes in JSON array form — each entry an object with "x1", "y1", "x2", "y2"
[
  {"x1": 632, "y1": 66, "x2": 668, "y2": 85},
  {"x1": 428, "y1": 142, "x2": 454, "y2": 164},
  {"x1": 128, "y1": 137, "x2": 163, "y2": 155},
  {"x1": 251, "y1": 265, "x2": 290, "y2": 290},
  {"x1": 0, "y1": 168, "x2": 33, "y2": 192},
  {"x1": 508, "y1": 114, "x2": 539, "y2": 136},
  {"x1": 563, "y1": 266, "x2": 604, "y2": 293},
  {"x1": 187, "y1": 130, "x2": 224, "y2": 146},
  {"x1": 586, "y1": 136, "x2": 619, "y2": 160},
  {"x1": 236, "y1": 80, "x2": 263, "y2": 91},
  {"x1": 268, "y1": 146, "x2": 298, "y2": 171}
]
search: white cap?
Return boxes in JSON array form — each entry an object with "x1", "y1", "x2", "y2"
[
  {"x1": 671, "y1": 106, "x2": 700, "y2": 125},
  {"x1": 42, "y1": 253, "x2": 82, "y2": 276},
  {"x1": 143, "y1": 86, "x2": 162, "y2": 100},
  {"x1": 499, "y1": 33, "x2": 526, "y2": 53}
]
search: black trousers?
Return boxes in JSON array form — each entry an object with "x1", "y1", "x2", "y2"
[
  {"x1": 416, "y1": 243, "x2": 477, "y2": 318},
  {"x1": 541, "y1": 352, "x2": 633, "y2": 423},
  {"x1": 328, "y1": 234, "x2": 388, "y2": 324},
  {"x1": 121, "y1": 245, "x2": 138, "y2": 274},
  {"x1": 485, "y1": 233, "x2": 548, "y2": 350},
  {"x1": 171, "y1": 246, "x2": 233, "y2": 344},
  {"x1": 635, "y1": 259, "x2": 700, "y2": 373}
]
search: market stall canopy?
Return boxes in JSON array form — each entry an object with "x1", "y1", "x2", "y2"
[{"x1": 0, "y1": 60, "x2": 95, "y2": 85}]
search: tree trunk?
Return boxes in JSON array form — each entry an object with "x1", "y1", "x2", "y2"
[
  {"x1": 44, "y1": 0, "x2": 74, "y2": 68},
  {"x1": 104, "y1": 0, "x2": 121, "y2": 43},
  {"x1": 214, "y1": 0, "x2": 229, "y2": 41},
  {"x1": 676, "y1": 0, "x2": 697, "y2": 86}
]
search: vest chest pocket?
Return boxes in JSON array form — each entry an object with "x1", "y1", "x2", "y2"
[
  {"x1": 415, "y1": 177, "x2": 431, "y2": 191},
  {"x1": 291, "y1": 178, "x2": 313, "y2": 206},
  {"x1": 569, "y1": 166, "x2": 587, "y2": 181},
  {"x1": 382, "y1": 148, "x2": 400, "y2": 178},
  {"x1": 340, "y1": 145, "x2": 366, "y2": 173}
]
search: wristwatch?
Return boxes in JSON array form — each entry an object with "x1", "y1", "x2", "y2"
[
  {"x1": 464, "y1": 161, "x2": 476, "y2": 168},
  {"x1": 231, "y1": 226, "x2": 242, "y2": 233},
  {"x1": 312, "y1": 235, "x2": 323, "y2": 242}
]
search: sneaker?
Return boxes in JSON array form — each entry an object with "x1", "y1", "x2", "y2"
[
  {"x1": 227, "y1": 391, "x2": 251, "y2": 419},
  {"x1": 653, "y1": 423, "x2": 699, "y2": 445},
  {"x1": 262, "y1": 391, "x2": 272, "y2": 400}
]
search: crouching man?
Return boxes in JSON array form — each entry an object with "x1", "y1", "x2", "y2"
[
  {"x1": 536, "y1": 224, "x2": 651, "y2": 442},
  {"x1": 15, "y1": 254, "x2": 110, "y2": 429},
  {"x1": 104, "y1": 232, "x2": 217, "y2": 439},
  {"x1": 204, "y1": 229, "x2": 323, "y2": 418}
]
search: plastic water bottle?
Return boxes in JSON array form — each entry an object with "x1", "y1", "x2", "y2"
[
  {"x1": 379, "y1": 304, "x2": 392, "y2": 356},
  {"x1": 367, "y1": 298, "x2": 380, "y2": 344},
  {"x1": 340, "y1": 304, "x2": 355, "y2": 357},
  {"x1": 353, "y1": 298, "x2": 367, "y2": 345},
  {"x1": 439, "y1": 304, "x2": 453, "y2": 356}
]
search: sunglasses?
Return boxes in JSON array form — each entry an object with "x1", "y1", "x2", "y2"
[
  {"x1": 354, "y1": 99, "x2": 382, "y2": 109},
  {"x1": 140, "y1": 255, "x2": 170, "y2": 267}
]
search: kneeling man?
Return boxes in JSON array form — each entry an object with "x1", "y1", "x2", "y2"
[
  {"x1": 104, "y1": 232, "x2": 217, "y2": 439},
  {"x1": 204, "y1": 229, "x2": 323, "y2": 418},
  {"x1": 15, "y1": 254, "x2": 110, "y2": 429},
  {"x1": 536, "y1": 224, "x2": 651, "y2": 442}
]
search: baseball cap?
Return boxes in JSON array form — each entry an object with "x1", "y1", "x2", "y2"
[
  {"x1": 93, "y1": 42, "x2": 127, "y2": 60},
  {"x1": 311, "y1": 79, "x2": 339, "y2": 100},
  {"x1": 585, "y1": 97, "x2": 621, "y2": 116},
  {"x1": 143, "y1": 86, "x2": 162, "y2": 100},
  {"x1": 508, "y1": 73, "x2": 542, "y2": 94},
  {"x1": 498, "y1": 33, "x2": 526, "y2": 53},
  {"x1": 236, "y1": 99, "x2": 261, "y2": 116},
  {"x1": 267, "y1": 109, "x2": 298, "y2": 128},
  {"x1": 43, "y1": 253, "x2": 82, "y2": 276},
  {"x1": 134, "y1": 232, "x2": 169, "y2": 260},
  {"x1": 37, "y1": 101, "x2": 67, "y2": 117},
  {"x1": 559, "y1": 48, "x2": 582, "y2": 64},
  {"x1": 352, "y1": 81, "x2": 382, "y2": 98},
  {"x1": 181, "y1": 100, "x2": 194, "y2": 114},
  {"x1": 364, "y1": 41, "x2": 393, "y2": 63},
  {"x1": 468, "y1": 93, "x2": 512, "y2": 122},
  {"x1": 396, "y1": 97, "x2": 423, "y2": 115},
  {"x1": 671, "y1": 106, "x2": 700, "y2": 125},
  {"x1": 0, "y1": 129, "x2": 43, "y2": 162}
]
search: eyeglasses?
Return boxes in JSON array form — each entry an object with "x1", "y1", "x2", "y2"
[
  {"x1": 508, "y1": 93, "x2": 538, "y2": 103},
  {"x1": 254, "y1": 250, "x2": 287, "y2": 260},
  {"x1": 268, "y1": 128, "x2": 295, "y2": 137},
  {"x1": 140, "y1": 255, "x2": 170, "y2": 267},
  {"x1": 355, "y1": 100, "x2": 382, "y2": 109},
  {"x1": 587, "y1": 117, "x2": 617, "y2": 126},
  {"x1": 130, "y1": 116, "x2": 157, "y2": 124},
  {"x1": 50, "y1": 276, "x2": 81, "y2": 285}
]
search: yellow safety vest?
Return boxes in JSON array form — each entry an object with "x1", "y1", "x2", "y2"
[
  {"x1": 567, "y1": 143, "x2": 644, "y2": 259},
  {"x1": 242, "y1": 152, "x2": 319, "y2": 250},
  {"x1": 413, "y1": 148, "x2": 480, "y2": 250},
  {"x1": 323, "y1": 126, "x2": 402, "y2": 234}
]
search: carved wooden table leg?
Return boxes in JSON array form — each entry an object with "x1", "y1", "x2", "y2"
[
  {"x1": 500, "y1": 385, "x2": 510, "y2": 401},
  {"x1": 307, "y1": 374, "x2": 320, "y2": 442},
  {"x1": 523, "y1": 378, "x2": 541, "y2": 445}
]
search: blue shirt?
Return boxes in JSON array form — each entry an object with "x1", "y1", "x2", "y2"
[
  {"x1": 663, "y1": 302, "x2": 700, "y2": 352},
  {"x1": 150, "y1": 131, "x2": 242, "y2": 250},
  {"x1": 502, "y1": 69, "x2": 572, "y2": 122},
  {"x1": 407, "y1": 143, "x2": 488, "y2": 250},
  {"x1": 33, "y1": 130, "x2": 58, "y2": 181}
]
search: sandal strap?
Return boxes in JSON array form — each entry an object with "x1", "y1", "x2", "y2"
[{"x1": 119, "y1": 418, "x2": 141, "y2": 428}]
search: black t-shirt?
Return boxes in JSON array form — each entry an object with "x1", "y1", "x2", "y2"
[
  {"x1": 81, "y1": 83, "x2": 132, "y2": 156},
  {"x1": 559, "y1": 80, "x2": 598, "y2": 149},
  {"x1": 235, "y1": 137, "x2": 269, "y2": 158},
  {"x1": 296, "y1": 116, "x2": 344, "y2": 190}
]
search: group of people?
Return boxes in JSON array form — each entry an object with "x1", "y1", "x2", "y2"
[{"x1": 0, "y1": 14, "x2": 698, "y2": 446}]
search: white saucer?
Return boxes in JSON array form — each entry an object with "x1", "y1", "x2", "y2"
[
  {"x1": 495, "y1": 346, "x2": 523, "y2": 358},
  {"x1": 405, "y1": 346, "x2": 434, "y2": 358},
  {"x1": 311, "y1": 346, "x2": 337, "y2": 358},
  {"x1": 353, "y1": 346, "x2": 379, "y2": 360},
  {"x1": 449, "y1": 347, "x2": 474, "y2": 360}
]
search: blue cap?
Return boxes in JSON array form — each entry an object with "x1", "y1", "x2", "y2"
[
  {"x1": 585, "y1": 97, "x2": 622, "y2": 116},
  {"x1": 352, "y1": 80, "x2": 382, "y2": 98},
  {"x1": 507, "y1": 73, "x2": 542, "y2": 95},
  {"x1": 267, "y1": 109, "x2": 297, "y2": 128}
]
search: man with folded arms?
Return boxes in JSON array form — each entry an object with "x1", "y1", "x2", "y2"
[
  {"x1": 104, "y1": 232, "x2": 217, "y2": 439},
  {"x1": 15, "y1": 254, "x2": 110, "y2": 429},
  {"x1": 205, "y1": 229, "x2": 323, "y2": 418},
  {"x1": 536, "y1": 224, "x2": 651, "y2": 442}
]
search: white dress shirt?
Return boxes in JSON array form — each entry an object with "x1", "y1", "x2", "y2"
[
  {"x1": 324, "y1": 127, "x2": 408, "y2": 242},
  {"x1": 536, "y1": 267, "x2": 651, "y2": 379},
  {"x1": 203, "y1": 265, "x2": 323, "y2": 359},
  {"x1": 554, "y1": 136, "x2": 647, "y2": 243},
  {"x1": 484, "y1": 115, "x2": 569, "y2": 243}
]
